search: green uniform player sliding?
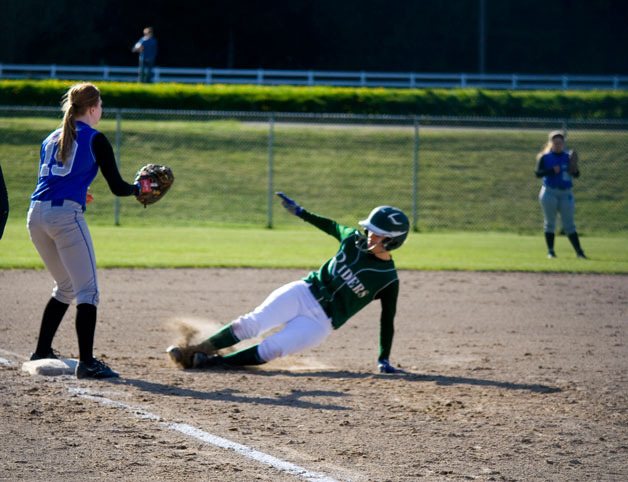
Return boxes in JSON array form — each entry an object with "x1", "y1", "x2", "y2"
[{"x1": 167, "y1": 192, "x2": 409, "y2": 374}]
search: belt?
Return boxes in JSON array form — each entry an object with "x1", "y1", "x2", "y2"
[
  {"x1": 31, "y1": 199, "x2": 86, "y2": 212},
  {"x1": 308, "y1": 283, "x2": 333, "y2": 318}
]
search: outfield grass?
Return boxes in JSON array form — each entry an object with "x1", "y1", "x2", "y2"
[
  {"x1": 1, "y1": 115, "x2": 627, "y2": 233},
  {"x1": 1, "y1": 220, "x2": 626, "y2": 273}
]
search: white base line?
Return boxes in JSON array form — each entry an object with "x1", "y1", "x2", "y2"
[
  {"x1": 0, "y1": 357, "x2": 13, "y2": 366},
  {"x1": 69, "y1": 387, "x2": 341, "y2": 482}
]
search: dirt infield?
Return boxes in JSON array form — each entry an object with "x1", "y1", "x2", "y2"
[{"x1": 1, "y1": 268, "x2": 626, "y2": 481}]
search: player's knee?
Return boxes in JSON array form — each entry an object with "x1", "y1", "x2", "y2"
[
  {"x1": 563, "y1": 220, "x2": 576, "y2": 235},
  {"x1": 258, "y1": 339, "x2": 284, "y2": 362},
  {"x1": 52, "y1": 281, "x2": 74, "y2": 305},
  {"x1": 75, "y1": 288, "x2": 99, "y2": 306},
  {"x1": 231, "y1": 314, "x2": 261, "y2": 341}
]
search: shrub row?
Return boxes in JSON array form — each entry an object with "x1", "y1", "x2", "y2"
[{"x1": 1, "y1": 79, "x2": 627, "y2": 118}]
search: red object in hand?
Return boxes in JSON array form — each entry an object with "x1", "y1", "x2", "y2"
[{"x1": 139, "y1": 178, "x2": 153, "y2": 193}]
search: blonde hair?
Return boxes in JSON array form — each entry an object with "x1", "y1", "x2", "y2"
[
  {"x1": 58, "y1": 83, "x2": 101, "y2": 163},
  {"x1": 537, "y1": 131, "x2": 565, "y2": 159},
  {"x1": 537, "y1": 141, "x2": 553, "y2": 158}
]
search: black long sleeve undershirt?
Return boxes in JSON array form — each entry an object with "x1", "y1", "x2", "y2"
[{"x1": 91, "y1": 133, "x2": 138, "y2": 196}]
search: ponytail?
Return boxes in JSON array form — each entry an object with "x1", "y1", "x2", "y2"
[
  {"x1": 57, "y1": 83, "x2": 101, "y2": 163},
  {"x1": 58, "y1": 98, "x2": 77, "y2": 164}
]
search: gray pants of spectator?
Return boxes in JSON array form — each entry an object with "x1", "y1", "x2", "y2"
[{"x1": 139, "y1": 60, "x2": 154, "y2": 83}]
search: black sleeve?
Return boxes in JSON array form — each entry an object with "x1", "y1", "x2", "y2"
[
  {"x1": 92, "y1": 133, "x2": 138, "y2": 197},
  {"x1": 0, "y1": 164, "x2": 8, "y2": 240},
  {"x1": 534, "y1": 154, "x2": 555, "y2": 178},
  {"x1": 376, "y1": 279, "x2": 399, "y2": 361},
  {"x1": 299, "y1": 209, "x2": 344, "y2": 241}
]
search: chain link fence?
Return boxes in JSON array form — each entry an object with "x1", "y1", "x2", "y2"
[{"x1": 1, "y1": 106, "x2": 626, "y2": 234}]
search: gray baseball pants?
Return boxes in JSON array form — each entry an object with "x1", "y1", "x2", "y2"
[
  {"x1": 539, "y1": 186, "x2": 576, "y2": 234},
  {"x1": 27, "y1": 200, "x2": 99, "y2": 306}
]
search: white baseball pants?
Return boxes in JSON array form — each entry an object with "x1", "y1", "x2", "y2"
[{"x1": 231, "y1": 280, "x2": 333, "y2": 362}]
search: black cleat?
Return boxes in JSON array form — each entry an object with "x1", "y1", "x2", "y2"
[
  {"x1": 192, "y1": 352, "x2": 225, "y2": 369},
  {"x1": 547, "y1": 250, "x2": 557, "y2": 259},
  {"x1": 76, "y1": 358, "x2": 119, "y2": 379},
  {"x1": 29, "y1": 349, "x2": 60, "y2": 361}
]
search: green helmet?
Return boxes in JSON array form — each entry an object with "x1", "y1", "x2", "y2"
[{"x1": 359, "y1": 206, "x2": 410, "y2": 251}]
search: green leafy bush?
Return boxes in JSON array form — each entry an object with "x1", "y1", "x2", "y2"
[{"x1": 0, "y1": 79, "x2": 626, "y2": 118}]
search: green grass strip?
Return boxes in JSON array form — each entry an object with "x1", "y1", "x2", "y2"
[{"x1": 2, "y1": 220, "x2": 626, "y2": 273}]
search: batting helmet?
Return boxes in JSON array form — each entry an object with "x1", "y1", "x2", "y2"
[{"x1": 359, "y1": 206, "x2": 409, "y2": 251}]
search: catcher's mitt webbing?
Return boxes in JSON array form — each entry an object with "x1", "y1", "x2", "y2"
[{"x1": 134, "y1": 164, "x2": 174, "y2": 207}]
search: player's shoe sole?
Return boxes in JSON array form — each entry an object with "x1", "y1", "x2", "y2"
[{"x1": 166, "y1": 345, "x2": 184, "y2": 365}]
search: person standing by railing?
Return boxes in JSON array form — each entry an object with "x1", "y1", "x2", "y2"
[
  {"x1": 535, "y1": 130, "x2": 587, "y2": 259},
  {"x1": 132, "y1": 27, "x2": 158, "y2": 83}
]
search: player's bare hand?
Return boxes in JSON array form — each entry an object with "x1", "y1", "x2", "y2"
[{"x1": 86, "y1": 192, "x2": 94, "y2": 204}]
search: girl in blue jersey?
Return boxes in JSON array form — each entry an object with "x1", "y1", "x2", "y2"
[
  {"x1": 535, "y1": 130, "x2": 586, "y2": 259},
  {"x1": 28, "y1": 83, "x2": 140, "y2": 379}
]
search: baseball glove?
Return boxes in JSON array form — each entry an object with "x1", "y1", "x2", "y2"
[
  {"x1": 568, "y1": 150, "x2": 579, "y2": 175},
  {"x1": 166, "y1": 340, "x2": 216, "y2": 369},
  {"x1": 134, "y1": 164, "x2": 174, "y2": 207}
]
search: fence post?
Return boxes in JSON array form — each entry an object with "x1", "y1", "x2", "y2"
[
  {"x1": 114, "y1": 110, "x2": 122, "y2": 226},
  {"x1": 267, "y1": 114, "x2": 275, "y2": 228},
  {"x1": 412, "y1": 117, "x2": 420, "y2": 232}
]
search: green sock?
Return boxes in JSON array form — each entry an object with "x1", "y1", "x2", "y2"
[
  {"x1": 207, "y1": 324, "x2": 240, "y2": 350},
  {"x1": 223, "y1": 345, "x2": 265, "y2": 366}
]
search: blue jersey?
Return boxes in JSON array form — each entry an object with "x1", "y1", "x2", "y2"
[
  {"x1": 539, "y1": 151, "x2": 573, "y2": 189},
  {"x1": 137, "y1": 36, "x2": 158, "y2": 62},
  {"x1": 31, "y1": 121, "x2": 100, "y2": 207}
]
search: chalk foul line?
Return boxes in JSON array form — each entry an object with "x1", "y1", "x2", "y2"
[{"x1": 68, "y1": 387, "x2": 341, "y2": 482}]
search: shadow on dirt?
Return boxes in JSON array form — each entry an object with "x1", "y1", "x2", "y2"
[
  {"x1": 109, "y1": 377, "x2": 351, "y2": 411},
  {"x1": 244, "y1": 369, "x2": 562, "y2": 394}
]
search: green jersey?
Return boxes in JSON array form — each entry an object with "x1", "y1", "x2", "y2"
[{"x1": 300, "y1": 209, "x2": 399, "y2": 360}]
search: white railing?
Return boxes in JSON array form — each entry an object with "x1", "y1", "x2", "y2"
[{"x1": 0, "y1": 63, "x2": 625, "y2": 90}]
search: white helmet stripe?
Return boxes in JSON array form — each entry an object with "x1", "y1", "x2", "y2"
[{"x1": 359, "y1": 220, "x2": 407, "y2": 238}]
